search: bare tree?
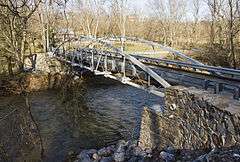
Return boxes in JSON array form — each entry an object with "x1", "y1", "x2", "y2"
[
  {"x1": 75, "y1": 0, "x2": 106, "y2": 37},
  {"x1": 192, "y1": 0, "x2": 200, "y2": 44},
  {"x1": 226, "y1": 0, "x2": 240, "y2": 68},
  {"x1": 149, "y1": 0, "x2": 187, "y2": 46},
  {"x1": 206, "y1": 0, "x2": 225, "y2": 45},
  {"x1": 0, "y1": 0, "x2": 42, "y2": 72}
]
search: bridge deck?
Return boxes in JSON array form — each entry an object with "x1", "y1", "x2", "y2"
[{"x1": 53, "y1": 48, "x2": 240, "y2": 100}]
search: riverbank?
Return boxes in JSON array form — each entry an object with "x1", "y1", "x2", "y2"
[
  {"x1": 0, "y1": 53, "x2": 70, "y2": 96},
  {"x1": 72, "y1": 140, "x2": 240, "y2": 162},
  {"x1": 0, "y1": 72, "x2": 85, "y2": 96}
]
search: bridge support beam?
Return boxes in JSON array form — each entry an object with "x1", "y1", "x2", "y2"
[
  {"x1": 105, "y1": 74, "x2": 165, "y2": 97},
  {"x1": 234, "y1": 87, "x2": 240, "y2": 100},
  {"x1": 132, "y1": 65, "x2": 137, "y2": 76},
  {"x1": 121, "y1": 56, "x2": 126, "y2": 78},
  {"x1": 96, "y1": 54, "x2": 102, "y2": 71},
  {"x1": 203, "y1": 80, "x2": 210, "y2": 90},
  {"x1": 104, "y1": 55, "x2": 108, "y2": 72},
  {"x1": 214, "y1": 83, "x2": 223, "y2": 94},
  {"x1": 148, "y1": 75, "x2": 151, "y2": 87},
  {"x1": 111, "y1": 60, "x2": 116, "y2": 71},
  {"x1": 91, "y1": 51, "x2": 94, "y2": 71}
]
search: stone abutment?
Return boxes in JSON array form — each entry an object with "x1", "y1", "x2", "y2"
[{"x1": 139, "y1": 86, "x2": 240, "y2": 151}]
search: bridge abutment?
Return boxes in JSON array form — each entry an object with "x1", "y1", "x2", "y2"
[{"x1": 139, "y1": 86, "x2": 240, "y2": 152}]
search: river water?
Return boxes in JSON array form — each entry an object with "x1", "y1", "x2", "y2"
[{"x1": 0, "y1": 76, "x2": 164, "y2": 161}]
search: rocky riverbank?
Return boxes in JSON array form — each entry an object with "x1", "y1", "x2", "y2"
[
  {"x1": 0, "y1": 73, "x2": 74, "y2": 96},
  {"x1": 71, "y1": 140, "x2": 240, "y2": 162},
  {"x1": 0, "y1": 53, "x2": 74, "y2": 96},
  {"x1": 73, "y1": 140, "x2": 154, "y2": 162}
]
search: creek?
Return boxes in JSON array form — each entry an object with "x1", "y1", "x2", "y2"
[{"x1": 0, "y1": 76, "x2": 164, "y2": 161}]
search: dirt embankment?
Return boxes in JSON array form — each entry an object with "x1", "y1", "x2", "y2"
[
  {"x1": 0, "y1": 52, "x2": 77, "y2": 96},
  {"x1": 0, "y1": 73, "x2": 69, "y2": 96}
]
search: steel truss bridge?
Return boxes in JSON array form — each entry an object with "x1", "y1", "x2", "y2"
[{"x1": 51, "y1": 36, "x2": 240, "y2": 100}]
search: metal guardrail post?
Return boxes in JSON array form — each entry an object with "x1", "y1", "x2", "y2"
[
  {"x1": 112, "y1": 60, "x2": 116, "y2": 71},
  {"x1": 233, "y1": 87, "x2": 240, "y2": 100},
  {"x1": 122, "y1": 56, "x2": 126, "y2": 78},
  {"x1": 91, "y1": 51, "x2": 94, "y2": 71},
  {"x1": 123, "y1": 56, "x2": 126, "y2": 78},
  {"x1": 203, "y1": 80, "x2": 209, "y2": 90},
  {"x1": 214, "y1": 83, "x2": 223, "y2": 94},
  {"x1": 132, "y1": 65, "x2": 137, "y2": 76},
  {"x1": 104, "y1": 55, "x2": 108, "y2": 72},
  {"x1": 148, "y1": 75, "x2": 151, "y2": 87}
]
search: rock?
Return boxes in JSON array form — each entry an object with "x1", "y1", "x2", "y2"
[
  {"x1": 145, "y1": 149, "x2": 152, "y2": 154},
  {"x1": 160, "y1": 151, "x2": 175, "y2": 162},
  {"x1": 100, "y1": 156, "x2": 114, "y2": 162},
  {"x1": 113, "y1": 140, "x2": 129, "y2": 162},
  {"x1": 68, "y1": 151, "x2": 75, "y2": 155},
  {"x1": 133, "y1": 146, "x2": 142, "y2": 156},
  {"x1": 128, "y1": 141, "x2": 137, "y2": 147},
  {"x1": 92, "y1": 153, "x2": 100, "y2": 160},
  {"x1": 87, "y1": 149, "x2": 97, "y2": 156},
  {"x1": 114, "y1": 152, "x2": 125, "y2": 162},
  {"x1": 106, "y1": 145, "x2": 115, "y2": 153},
  {"x1": 77, "y1": 150, "x2": 92, "y2": 162},
  {"x1": 116, "y1": 140, "x2": 128, "y2": 151},
  {"x1": 146, "y1": 154, "x2": 152, "y2": 158},
  {"x1": 117, "y1": 140, "x2": 129, "y2": 146},
  {"x1": 128, "y1": 156, "x2": 138, "y2": 162},
  {"x1": 74, "y1": 160, "x2": 92, "y2": 162},
  {"x1": 125, "y1": 149, "x2": 132, "y2": 160},
  {"x1": 74, "y1": 76, "x2": 80, "y2": 80},
  {"x1": 139, "y1": 151, "x2": 147, "y2": 157},
  {"x1": 98, "y1": 147, "x2": 112, "y2": 157},
  {"x1": 165, "y1": 146, "x2": 175, "y2": 154},
  {"x1": 130, "y1": 146, "x2": 146, "y2": 157},
  {"x1": 233, "y1": 153, "x2": 240, "y2": 158},
  {"x1": 136, "y1": 157, "x2": 146, "y2": 162},
  {"x1": 77, "y1": 157, "x2": 92, "y2": 162},
  {"x1": 77, "y1": 150, "x2": 88, "y2": 159},
  {"x1": 145, "y1": 149, "x2": 152, "y2": 158},
  {"x1": 169, "y1": 115, "x2": 175, "y2": 119}
]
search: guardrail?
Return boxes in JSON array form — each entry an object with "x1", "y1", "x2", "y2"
[
  {"x1": 75, "y1": 48, "x2": 240, "y2": 80},
  {"x1": 73, "y1": 48, "x2": 240, "y2": 100},
  {"x1": 133, "y1": 55, "x2": 240, "y2": 81}
]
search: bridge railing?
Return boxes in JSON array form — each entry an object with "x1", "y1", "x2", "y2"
[
  {"x1": 133, "y1": 55, "x2": 240, "y2": 81},
  {"x1": 52, "y1": 36, "x2": 174, "y2": 97},
  {"x1": 51, "y1": 35, "x2": 240, "y2": 100},
  {"x1": 101, "y1": 36, "x2": 204, "y2": 65}
]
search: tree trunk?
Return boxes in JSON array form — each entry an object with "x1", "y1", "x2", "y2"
[
  {"x1": 19, "y1": 26, "x2": 27, "y2": 72},
  {"x1": 230, "y1": 35, "x2": 236, "y2": 68},
  {"x1": 18, "y1": 61, "x2": 24, "y2": 72},
  {"x1": 228, "y1": 0, "x2": 237, "y2": 69},
  {"x1": 210, "y1": 21, "x2": 215, "y2": 46},
  {"x1": 6, "y1": 56, "x2": 13, "y2": 76}
]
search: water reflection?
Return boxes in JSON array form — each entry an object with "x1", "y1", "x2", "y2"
[{"x1": 0, "y1": 76, "x2": 164, "y2": 161}]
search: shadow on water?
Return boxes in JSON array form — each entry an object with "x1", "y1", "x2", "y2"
[{"x1": 0, "y1": 76, "x2": 164, "y2": 161}]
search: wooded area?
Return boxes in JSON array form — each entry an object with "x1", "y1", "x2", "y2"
[{"x1": 0, "y1": 0, "x2": 240, "y2": 75}]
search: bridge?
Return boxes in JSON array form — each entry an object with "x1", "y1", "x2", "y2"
[{"x1": 50, "y1": 36, "x2": 240, "y2": 100}]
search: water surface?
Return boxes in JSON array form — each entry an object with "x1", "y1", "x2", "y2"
[{"x1": 0, "y1": 76, "x2": 164, "y2": 161}]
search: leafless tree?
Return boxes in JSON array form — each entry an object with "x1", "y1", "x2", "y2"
[
  {"x1": 226, "y1": 0, "x2": 240, "y2": 68},
  {"x1": 0, "y1": 0, "x2": 42, "y2": 73}
]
